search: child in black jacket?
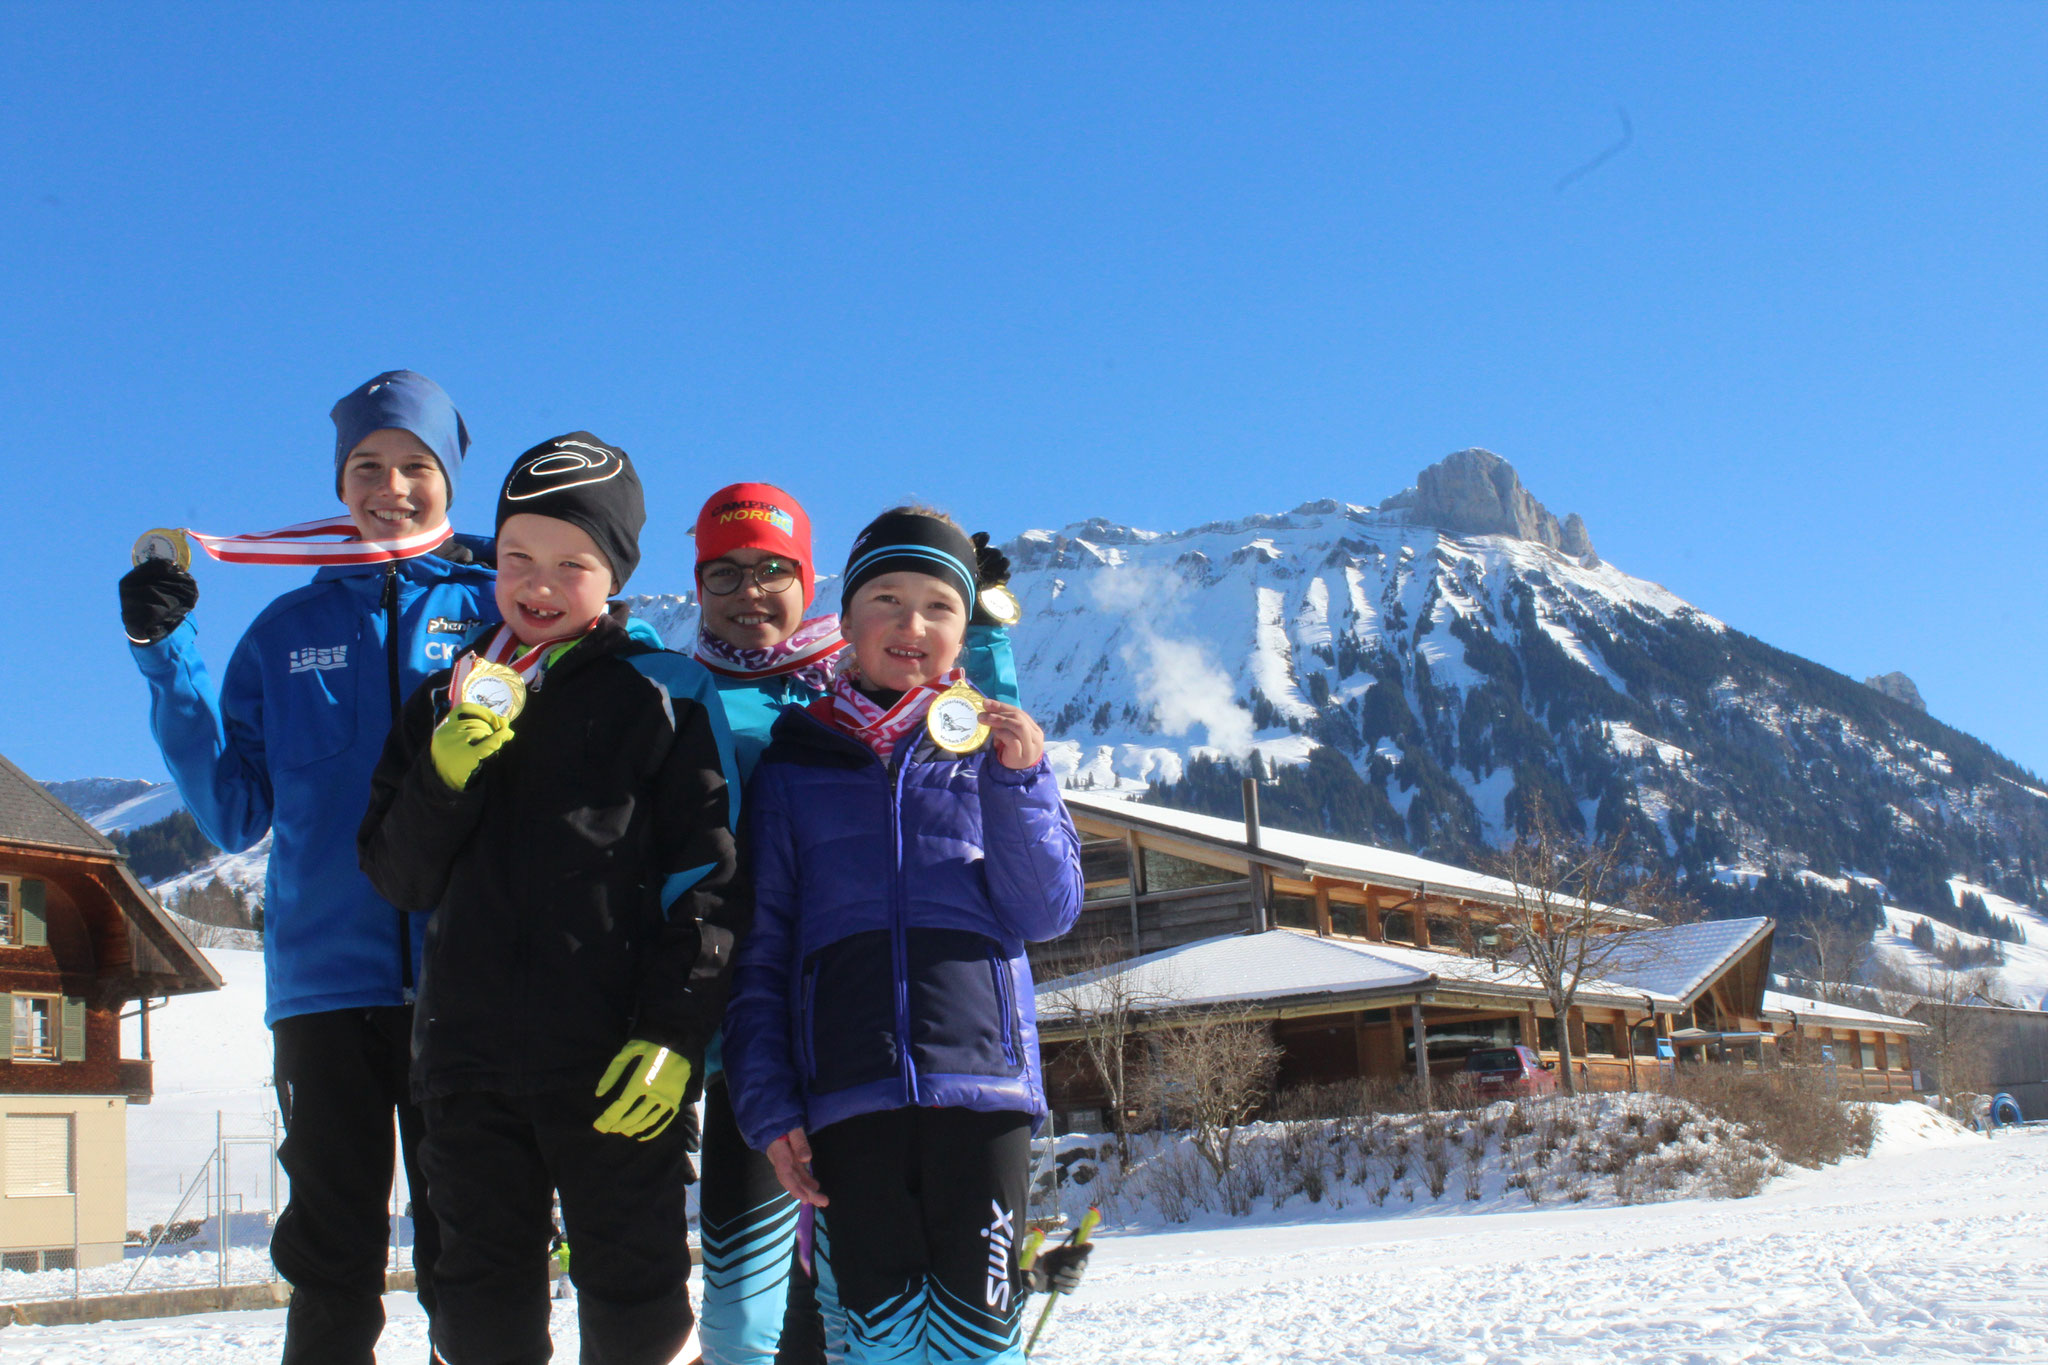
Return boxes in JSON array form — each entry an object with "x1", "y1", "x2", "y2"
[{"x1": 360, "y1": 433, "x2": 745, "y2": 1365}]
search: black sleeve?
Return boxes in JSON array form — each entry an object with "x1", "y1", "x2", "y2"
[
  {"x1": 357, "y1": 673, "x2": 489, "y2": 912},
  {"x1": 628, "y1": 685, "x2": 749, "y2": 1063}
]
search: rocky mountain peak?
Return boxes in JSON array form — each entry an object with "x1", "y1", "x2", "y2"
[
  {"x1": 1864, "y1": 672, "x2": 1928, "y2": 713},
  {"x1": 1380, "y1": 448, "x2": 1596, "y2": 562}
]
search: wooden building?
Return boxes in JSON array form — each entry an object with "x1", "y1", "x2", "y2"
[
  {"x1": 1, "y1": 752, "x2": 220, "y2": 1271},
  {"x1": 1033, "y1": 790, "x2": 1924, "y2": 1124}
]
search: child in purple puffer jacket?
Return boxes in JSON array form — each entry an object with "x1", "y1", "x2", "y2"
[{"x1": 721, "y1": 507, "x2": 1085, "y2": 1365}]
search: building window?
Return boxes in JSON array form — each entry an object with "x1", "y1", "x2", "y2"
[
  {"x1": 1631, "y1": 1023, "x2": 1659, "y2": 1057},
  {"x1": 1079, "y1": 839, "x2": 1132, "y2": 904},
  {"x1": 1426, "y1": 914, "x2": 1463, "y2": 949},
  {"x1": 1859, "y1": 1039, "x2": 1878, "y2": 1071},
  {"x1": 1538, "y1": 1016, "x2": 1560, "y2": 1052},
  {"x1": 4, "y1": 1113, "x2": 76, "y2": 1196},
  {"x1": 1583, "y1": 1022, "x2": 1617, "y2": 1056},
  {"x1": 8, "y1": 994, "x2": 80, "y2": 1063},
  {"x1": 1, "y1": 876, "x2": 47, "y2": 948},
  {"x1": 1383, "y1": 910, "x2": 1414, "y2": 943},
  {"x1": 1329, "y1": 904, "x2": 1366, "y2": 938},
  {"x1": 0, "y1": 876, "x2": 14, "y2": 943},
  {"x1": 1141, "y1": 849, "x2": 1240, "y2": 894},
  {"x1": 1270, "y1": 893, "x2": 1319, "y2": 931}
]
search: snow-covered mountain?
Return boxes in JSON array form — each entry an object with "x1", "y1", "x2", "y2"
[
  {"x1": 997, "y1": 450, "x2": 2046, "y2": 950},
  {"x1": 40, "y1": 777, "x2": 184, "y2": 833}
]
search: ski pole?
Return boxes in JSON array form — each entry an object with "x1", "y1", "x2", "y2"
[{"x1": 1023, "y1": 1206, "x2": 1099, "y2": 1357}]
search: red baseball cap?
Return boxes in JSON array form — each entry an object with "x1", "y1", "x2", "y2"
[{"x1": 694, "y1": 482, "x2": 816, "y2": 606}]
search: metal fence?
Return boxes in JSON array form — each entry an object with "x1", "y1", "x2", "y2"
[{"x1": 1, "y1": 1108, "x2": 421, "y2": 1306}]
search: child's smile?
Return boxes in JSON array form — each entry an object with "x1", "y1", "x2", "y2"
[{"x1": 495, "y1": 514, "x2": 615, "y2": 646}]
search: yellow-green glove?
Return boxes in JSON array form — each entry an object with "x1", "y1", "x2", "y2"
[
  {"x1": 430, "y1": 703, "x2": 514, "y2": 791},
  {"x1": 593, "y1": 1040, "x2": 691, "y2": 1140}
]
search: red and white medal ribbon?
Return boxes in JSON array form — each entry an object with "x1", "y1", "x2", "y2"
[
  {"x1": 819, "y1": 667, "x2": 964, "y2": 759},
  {"x1": 183, "y1": 515, "x2": 454, "y2": 566},
  {"x1": 446, "y1": 623, "x2": 585, "y2": 707}
]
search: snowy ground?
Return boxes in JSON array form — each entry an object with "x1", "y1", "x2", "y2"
[{"x1": 9, "y1": 1113, "x2": 2044, "y2": 1363}]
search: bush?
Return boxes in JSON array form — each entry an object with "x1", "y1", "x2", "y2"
[{"x1": 1663, "y1": 1066, "x2": 1875, "y2": 1168}]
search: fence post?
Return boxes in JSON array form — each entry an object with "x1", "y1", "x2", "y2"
[{"x1": 217, "y1": 1111, "x2": 228, "y2": 1288}]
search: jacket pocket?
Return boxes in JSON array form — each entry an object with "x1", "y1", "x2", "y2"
[
  {"x1": 272, "y1": 664, "x2": 358, "y2": 772},
  {"x1": 803, "y1": 930, "x2": 899, "y2": 1096},
  {"x1": 906, "y1": 928, "x2": 1024, "y2": 1080}
]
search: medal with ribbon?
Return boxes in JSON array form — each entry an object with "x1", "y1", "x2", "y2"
[
  {"x1": 131, "y1": 515, "x2": 454, "y2": 569},
  {"x1": 446, "y1": 626, "x2": 570, "y2": 722}
]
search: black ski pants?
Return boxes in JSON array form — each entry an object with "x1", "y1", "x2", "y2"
[
  {"x1": 420, "y1": 1086, "x2": 695, "y2": 1365},
  {"x1": 271, "y1": 1006, "x2": 440, "y2": 1365},
  {"x1": 807, "y1": 1107, "x2": 1031, "y2": 1365}
]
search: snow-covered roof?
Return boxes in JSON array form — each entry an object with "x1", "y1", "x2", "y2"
[
  {"x1": 1037, "y1": 930, "x2": 1431, "y2": 1020},
  {"x1": 1592, "y1": 918, "x2": 1774, "y2": 1003},
  {"x1": 1062, "y1": 789, "x2": 1645, "y2": 922},
  {"x1": 1761, "y1": 990, "x2": 1927, "y2": 1035},
  {"x1": 1036, "y1": 919, "x2": 1777, "y2": 1028}
]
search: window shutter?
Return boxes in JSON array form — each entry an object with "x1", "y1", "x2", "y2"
[
  {"x1": 20, "y1": 879, "x2": 47, "y2": 947},
  {"x1": 60, "y1": 998, "x2": 85, "y2": 1062},
  {"x1": 5, "y1": 1114, "x2": 75, "y2": 1196}
]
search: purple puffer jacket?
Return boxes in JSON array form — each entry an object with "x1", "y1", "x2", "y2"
[{"x1": 722, "y1": 704, "x2": 1084, "y2": 1153}]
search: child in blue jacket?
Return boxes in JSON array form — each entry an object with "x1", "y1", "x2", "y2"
[
  {"x1": 117, "y1": 370, "x2": 494, "y2": 1365},
  {"x1": 689, "y1": 483, "x2": 1023, "y2": 1365},
  {"x1": 722, "y1": 508, "x2": 1084, "y2": 1365}
]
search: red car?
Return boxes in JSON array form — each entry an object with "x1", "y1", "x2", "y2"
[{"x1": 1464, "y1": 1045, "x2": 1557, "y2": 1098}]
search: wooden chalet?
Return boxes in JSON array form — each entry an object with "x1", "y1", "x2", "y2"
[
  {"x1": 1033, "y1": 788, "x2": 1925, "y2": 1126},
  {"x1": 1, "y1": 752, "x2": 220, "y2": 1270}
]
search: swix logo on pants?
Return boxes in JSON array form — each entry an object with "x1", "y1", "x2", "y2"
[{"x1": 980, "y1": 1198, "x2": 1015, "y2": 1311}]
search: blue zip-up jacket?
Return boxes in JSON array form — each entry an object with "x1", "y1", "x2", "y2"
[
  {"x1": 721, "y1": 706, "x2": 1083, "y2": 1153},
  {"x1": 703, "y1": 624, "x2": 1019, "y2": 1080},
  {"x1": 130, "y1": 553, "x2": 497, "y2": 1026}
]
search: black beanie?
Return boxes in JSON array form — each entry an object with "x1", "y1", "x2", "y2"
[
  {"x1": 841, "y1": 510, "x2": 978, "y2": 615},
  {"x1": 495, "y1": 433, "x2": 646, "y2": 588}
]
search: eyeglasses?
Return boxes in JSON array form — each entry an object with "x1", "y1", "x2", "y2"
[{"x1": 699, "y1": 558, "x2": 799, "y2": 596}]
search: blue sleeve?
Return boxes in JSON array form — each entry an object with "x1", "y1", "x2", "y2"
[
  {"x1": 962, "y1": 624, "x2": 1020, "y2": 706},
  {"x1": 722, "y1": 764, "x2": 809, "y2": 1152},
  {"x1": 977, "y1": 757, "x2": 1084, "y2": 943},
  {"x1": 130, "y1": 619, "x2": 274, "y2": 854}
]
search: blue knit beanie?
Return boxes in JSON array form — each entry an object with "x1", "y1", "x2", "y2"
[{"x1": 330, "y1": 370, "x2": 471, "y2": 505}]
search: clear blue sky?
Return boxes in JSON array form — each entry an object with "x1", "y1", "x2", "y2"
[{"x1": 4, "y1": 4, "x2": 2044, "y2": 784}]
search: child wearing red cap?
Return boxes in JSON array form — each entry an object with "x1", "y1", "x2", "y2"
[{"x1": 690, "y1": 484, "x2": 1020, "y2": 1365}]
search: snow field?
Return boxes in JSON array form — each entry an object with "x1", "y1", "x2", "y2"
[{"x1": 10, "y1": 1111, "x2": 2037, "y2": 1364}]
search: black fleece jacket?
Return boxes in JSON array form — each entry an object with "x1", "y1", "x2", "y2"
[{"x1": 358, "y1": 617, "x2": 746, "y2": 1107}]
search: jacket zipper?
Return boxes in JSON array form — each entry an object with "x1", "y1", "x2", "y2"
[
  {"x1": 798, "y1": 961, "x2": 819, "y2": 1081},
  {"x1": 992, "y1": 953, "x2": 1019, "y2": 1068},
  {"x1": 889, "y1": 741, "x2": 917, "y2": 1107},
  {"x1": 382, "y1": 564, "x2": 415, "y2": 1000}
]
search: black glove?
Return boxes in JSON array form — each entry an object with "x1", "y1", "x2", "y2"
[
  {"x1": 1025, "y1": 1240, "x2": 1091, "y2": 1296},
  {"x1": 969, "y1": 531, "x2": 1014, "y2": 627},
  {"x1": 120, "y1": 559, "x2": 199, "y2": 645}
]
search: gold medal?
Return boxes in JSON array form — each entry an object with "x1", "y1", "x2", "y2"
[
  {"x1": 979, "y1": 583, "x2": 1021, "y2": 627},
  {"x1": 132, "y1": 527, "x2": 192, "y2": 571},
  {"x1": 926, "y1": 680, "x2": 990, "y2": 754},
  {"x1": 456, "y1": 658, "x2": 528, "y2": 721}
]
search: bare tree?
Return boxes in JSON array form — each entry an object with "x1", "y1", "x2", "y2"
[
  {"x1": 1138, "y1": 1011, "x2": 1282, "y2": 1179},
  {"x1": 1784, "y1": 912, "x2": 1875, "y2": 1005},
  {"x1": 1041, "y1": 937, "x2": 1177, "y2": 1161},
  {"x1": 1487, "y1": 812, "x2": 1690, "y2": 1097},
  {"x1": 1872, "y1": 962, "x2": 1997, "y2": 1101}
]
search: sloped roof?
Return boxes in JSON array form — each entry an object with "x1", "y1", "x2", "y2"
[
  {"x1": 1036, "y1": 918, "x2": 1778, "y2": 1031},
  {"x1": 1762, "y1": 990, "x2": 1926, "y2": 1035},
  {"x1": 0, "y1": 751, "x2": 118, "y2": 855},
  {"x1": 1593, "y1": 918, "x2": 1775, "y2": 1004},
  {"x1": 1061, "y1": 790, "x2": 1648, "y2": 923},
  {"x1": 1038, "y1": 930, "x2": 1433, "y2": 1020}
]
